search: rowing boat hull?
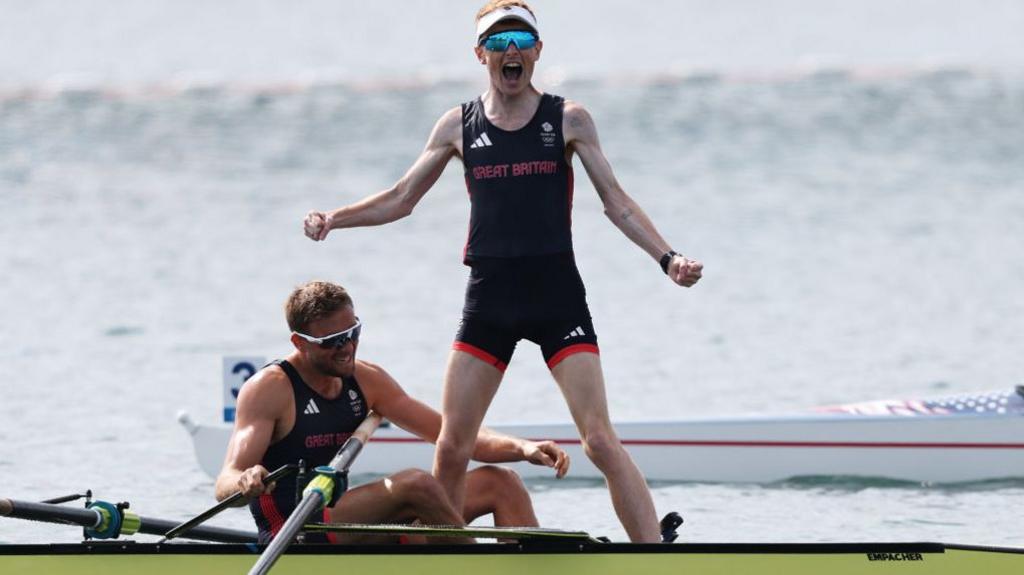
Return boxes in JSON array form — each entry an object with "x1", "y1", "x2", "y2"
[
  {"x1": 3, "y1": 542, "x2": 1023, "y2": 575},
  {"x1": 194, "y1": 366, "x2": 1024, "y2": 482},
  {"x1": 179, "y1": 389, "x2": 1024, "y2": 483}
]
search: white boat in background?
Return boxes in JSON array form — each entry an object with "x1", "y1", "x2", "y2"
[{"x1": 178, "y1": 360, "x2": 1024, "y2": 484}]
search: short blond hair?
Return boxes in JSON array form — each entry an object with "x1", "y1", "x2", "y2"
[{"x1": 475, "y1": 0, "x2": 536, "y2": 23}]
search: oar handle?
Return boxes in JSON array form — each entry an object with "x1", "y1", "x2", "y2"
[
  {"x1": 325, "y1": 411, "x2": 383, "y2": 471},
  {"x1": 0, "y1": 498, "x2": 15, "y2": 517},
  {"x1": 219, "y1": 464, "x2": 298, "y2": 508},
  {"x1": 349, "y1": 411, "x2": 383, "y2": 448},
  {"x1": 162, "y1": 464, "x2": 298, "y2": 541}
]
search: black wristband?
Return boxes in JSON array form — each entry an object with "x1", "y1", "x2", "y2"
[{"x1": 660, "y1": 251, "x2": 679, "y2": 274}]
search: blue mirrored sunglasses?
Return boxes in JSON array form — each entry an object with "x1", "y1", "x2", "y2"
[
  {"x1": 480, "y1": 30, "x2": 538, "y2": 52},
  {"x1": 293, "y1": 318, "x2": 361, "y2": 349}
]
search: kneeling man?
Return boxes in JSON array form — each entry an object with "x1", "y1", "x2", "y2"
[{"x1": 216, "y1": 281, "x2": 568, "y2": 543}]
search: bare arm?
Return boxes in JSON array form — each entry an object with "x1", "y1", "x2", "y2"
[
  {"x1": 213, "y1": 370, "x2": 289, "y2": 502},
  {"x1": 564, "y1": 101, "x2": 703, "y2": 287},
  {"x1": 357, "y1": 362, "x2": 568, "y2": 477},
  {"x1": 304, "y1": 107, "x2": 462, "y2": 240}
]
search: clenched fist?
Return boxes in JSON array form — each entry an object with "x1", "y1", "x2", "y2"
[
  {"x1": 668, "y1": 255, "x2": 703, "y2": 287},
  {"x1": 303, "y1": 211, "x2": 332, "y2": 241}
]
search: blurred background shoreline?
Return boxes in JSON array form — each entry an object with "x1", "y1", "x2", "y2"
[{"x1": 3, "y1": 0, "x2": 1024, "y2": 94}]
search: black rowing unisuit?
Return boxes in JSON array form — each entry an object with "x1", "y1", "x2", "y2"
[
  {"x1": 248, "y1": 359, "x2": 367, "y2": 543},
  {"x1": 461, "y1": 93, "x2": 574, "y2": 261}
]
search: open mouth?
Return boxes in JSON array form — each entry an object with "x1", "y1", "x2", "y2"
[{"x1": 502, "y1": 62, "x2": 523, "y2": 82}]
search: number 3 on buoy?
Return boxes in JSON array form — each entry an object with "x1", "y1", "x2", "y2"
[{"x1": 222, "y1": 357, "x2": 265, "y2": 422}]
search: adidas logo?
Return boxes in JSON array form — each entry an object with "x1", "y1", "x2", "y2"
[
  {"x1": 563, "y1": 326, "x2": 586, "y2": 340},
  {"x1": 469, "y1": 132, "x2": 493, "y2": 149},
  {"x1": 303, "y1": 398, "x2": 321, "y2": 415}
]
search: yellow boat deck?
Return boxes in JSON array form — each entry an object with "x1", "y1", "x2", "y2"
[{"x1": 1, "y1": 541, "x2": 1022, "y2": 575}]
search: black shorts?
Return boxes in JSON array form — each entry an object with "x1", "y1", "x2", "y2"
[{"x1": 453, "y1": 253, "x2": 599, "y2": 372}]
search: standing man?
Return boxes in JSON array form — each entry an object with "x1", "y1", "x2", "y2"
[
  {"x1": 216, "y1": 281, "x2": 569, "y2": 543},
  {"x1": 303, "y1": 1, "x2": 702, "y2": 542}
]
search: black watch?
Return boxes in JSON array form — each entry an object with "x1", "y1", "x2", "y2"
[{"x1": 660, "y1": 251, "x2": 680, "y2": 274}]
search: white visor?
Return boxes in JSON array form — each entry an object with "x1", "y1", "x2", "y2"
[{"x1": 476, "y1": 5, "x2": 539, "y2": 41}]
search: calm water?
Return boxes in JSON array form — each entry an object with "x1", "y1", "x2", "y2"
[{"x1": 2, "y1": 0, "x2": 1023, "y2": 546}]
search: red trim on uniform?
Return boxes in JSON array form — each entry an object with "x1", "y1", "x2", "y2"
[
  {"x1": 546, "y1": 343, "x2": 599, "y2": 370},
  {"x1": 452, "y1": 341, "x2": 508, "y2": 372},
  {"x1": 566, "y1": 165, "x2": 575, "y2": 228},
  {"x1": 323, "y1": 508, "x2": 340, "y2": 544},
  {"x1": 463, "y1": 173, "x2": 472, "y2": 262},
  {"x1": 259, "y1": 493, "x2": 285, "y2": 537}
]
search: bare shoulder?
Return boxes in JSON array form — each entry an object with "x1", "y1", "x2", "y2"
[
  {"x1": 430, "y1": 106, "x2": 463, "y2": 147},
  {"x1": 354, "y1": 359, "x2": 403, "y2": 390},
  {"x1": 238, "y1": 365, "x2": 289, "y2": 398},
  {"x1": 562, "y1": 100, "x2": 598, "y2": 142},
  {"x1": 353, "y1": 359, "x2": 405, "y2": 408},
  {"x1": 235, "y1": 365, "x2": 292, "y2": 417},
  {"x1": 563, "y1": 99, "x2": 590, "y2": 122},
  {"x1": 438, "y1": 106, "x2": 462, "y2": 129}
]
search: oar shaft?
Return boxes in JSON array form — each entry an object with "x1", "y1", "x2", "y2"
[
  {"x1": 330, "y1": 412, "x2": 381, "y2": 465},
  {"x1": 137, "y1": 515, "x2": 257, "y2": 543},
  {"x1": 321, "y1": 411, "x2": 382, "y2": 474},
  {"x1": 247, "y1": 412, "x2": 383, "y2": 575},
  {"x1": 162, "y1": 493, "x2": 245, "y2": 542},
  {"x1": 1, "y1": 498, "x2": 257, "y2": 544},
  {"x1": 1, "y1": 498, "x2": 102, "y2": 528},
  {"x1": 247, "y1": 494, "x2": 322, "y2": 575},
  {"x1": 326, "y1": 427, "x2": 370, "y2": 470},
  {"x1": 163, "y1": 464, "x2": 298, "y2": 541}
]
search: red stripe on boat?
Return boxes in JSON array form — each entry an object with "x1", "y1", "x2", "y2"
[{"x1": 367, "y1": 437, "x2": 1024, "y2": 449}]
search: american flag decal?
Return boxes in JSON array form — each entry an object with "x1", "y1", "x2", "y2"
[{"x1": 817, "y1": 386, "x2": 1024, "y2": 417}]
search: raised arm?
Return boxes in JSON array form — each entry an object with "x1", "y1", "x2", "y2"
[
  {"x1": 304, "y1": 107, "x2": 463, "y2": 241},
  {"x1": 356, "y1": 361, "x2": 569, "y2": 478},
  {"x1": 564, "y1": 101, "x2": 703, "y2": 287},
  {"x1": 214, "y1": 370, "x2": 289, "y2": 502}
]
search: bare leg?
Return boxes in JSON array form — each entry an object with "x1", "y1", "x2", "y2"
[
  {"x1": 327, "y1": 469, "x2": 468, "y2": 544},
  {"x1": 550, "y1": 352, "x2": 660, "y2": 543},
  {"x1": 463, "y1": 465, "x2": 538, "y2": 526},
  {"x1": 432, "y1": 350, "x2": 504, "y2": 513}
]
